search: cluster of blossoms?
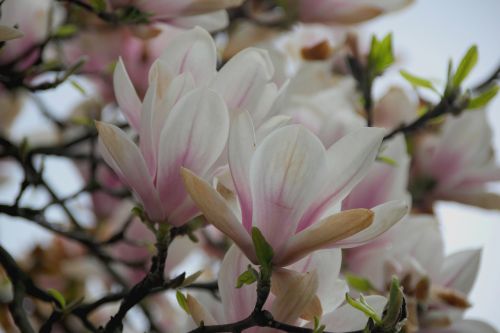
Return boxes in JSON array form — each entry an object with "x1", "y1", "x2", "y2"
[{"x1": 0, "y1": 0, "x2": 499, "y2": 333}]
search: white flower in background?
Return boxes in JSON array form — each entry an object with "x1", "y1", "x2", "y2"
[
  {"x1": 412, "y1": 109, "x2": 500, "y2": 210},
  {"x1": 346, "y1": 215, "x2": 496, "y2": 333}
]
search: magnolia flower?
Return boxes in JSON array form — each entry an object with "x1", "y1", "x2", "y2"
[
  {"x1": 99, "y1": 25, "x2": 284, "y2": 225},
  {"x1": 346, "y1": 215, "x2": 495, "y2": 333},
  {"x1": 108, "y1": 0, "x2": 243, "y2": 31},
  {"x1": 297, "y1": 0, "x2": 414, "y2": 24},
  {"x1": 114, "y1": 27, "x2": 279, "y2": 132},
  {"x1": 0, "y1": 0, "x2": 54, "y2": 70},
  {"x1": 182, "y1": 111, "x2": 407, "y2": 266},
  {"x1": 412, "y1": 110, "x2": 500, "y2": 210},
  {"x1": 97, "y1": 85, "x2": 229, "y2": 225},
  {"x1": 185, "y1": 245, "x2": 386, "y2": 331}
]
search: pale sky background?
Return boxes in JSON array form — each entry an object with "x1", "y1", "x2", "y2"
[{"x1": 1, "y1": 0, "x2": 500, "y2": 331}]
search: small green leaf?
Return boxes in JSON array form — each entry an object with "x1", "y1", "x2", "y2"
[
  {"x1": 313, "y1": 316, "x2": 326, "y2": 333},
  {"x1": 345, "y1": 273, "x2": 376, "y2": 292},
  {"x1": 346, "y1": 293, "x2": 382, "y2": 324},
  {"x1": 368, "y1": 34, "x2": 394, "y2": 76},
  {"x1": 180, "y1": 271, "x2": 203, "y2": 288},
  {"x1": 467, "y1": 85, "x2": 499, "y2": 110},
  {"x1": 89, "y1": 0, "x2": 107, "y2": 12},
  {"x1": 48, "y1": 288, "x2": 66, "y2": 309},
  {"x1": 379, "y1": 277, "x2": 407, "y2": 332},
  {"x1": 176, "y1": 291, "x2": 190, "y2": 314},
  {"x1": 53, "y1": 24, "x2": 78, "y2": 38},
  {"x1": 376, "y1": 155, "x2": 397, "y2": 167},
  {"x1": 400, "y1": 70, "x2": 437, "y2": 93},
  {"x1": 70, "y1": 80, "x2": 86, "y2": 95},
  {"x1": 453, "y1": 45, "x2": 478, "y2": 88},
  {"x1": 236, "y1": 265, "x2": 258, "y2": 288},
  {"x1": 251, "y1": 227, "x2": 274, "y2": 268}
]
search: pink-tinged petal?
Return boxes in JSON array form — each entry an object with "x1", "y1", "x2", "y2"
[
  {"x1": 276, "y1": 209, "x2": 373, "y2": 266},
  {"x1": 321, "y1": 295, "x2": 387, "y2": 332},
  {"x1": 113, "y1": 57, "x2": 141, "y2": 132},
  {"x1": 156, "y1": 88, "x2": 229, "y2": 225},
  {"x1": 169, "y1": 10, "x2": 229, "y2": 32},
  {"x1": 249, "y1": 125, "x2": 328, "y2": 254},
  {"x1": 342, "y1": 135, "x2": 410, "y2": 210},
  {"x1": 151, "y1": 72, "x2": 196, "y2": 166},
  {"x1": 186, "y1": 294, "x2": 218, "y2": 326},
  {"x1": 335, "y1": 200, "x2": 408, "y2": 248},
  {"x1": 139, "y1": 79, "x2": 158, "y2": 177},
  {"x1": 298, "y1": 127, "x2": 385, "y2": 231},
  {"x1": 228, "y1": 110, "x2": 256, "y2": 232},
  {"x1": 218, "y1": 245, "x2": 256, "y2": 322},
  {"x1": 271, "y1": 269, "x2": 320, "y2": 323},
  {"x1": 159, "y1": 27, "x2": 216, "y2": 85},
  {"x1": 290, "y1": 249, "x2": 347, "y2": 313},
  {"x1": 181, "y1": 168, "x2": 255, "y2": 261},
  {"x1": 96, "y1": 122, "x2": 164, "y2": 221},
  {"x1": 439, "y1": 249, "x2": 481, "y2": 295},
  {"x1": 212, "y1": 48, "x2": 274, "y2": 116}
]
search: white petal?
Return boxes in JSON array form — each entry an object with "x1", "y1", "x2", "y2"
[
  {"x1": 156, "y1": 88, "x2": 229, "y2": 225},
  {"x1": 439, "y1": 249, "x2": 481, "y2": 295},
  {"x1": 159, "y1": 27, "x2": 216, "y2": 85},
  {"x1": 228, "y1": 110, "x2": 256, "y2": 232},
  {"x1": 181, "y1": 168, "x2": 255, "y2": 261},
  {"x1": 322, "y1": 295, "x2": 387, "y2": 332},
  {"x1": 298, "y1": 127, "x2": 386, "y2": 231},
  {"x1": 96, "y1": 122, "x2": 163, "y2": 221},
  {"x1": 336, "y1": 200, "x2": 408, "y2": 248},
  {"x1": 438, "y1": 319, "x2": 498, "y2": 333},
  {"x1": 342, "y1": 134, "x2": 410, "y2": 210},
  {"x1": 113, "y1": 58, "x2": 142, "y2": 132},
  {"x1": 218, "y1": 245, "x2": 256, "y2": 322},
  {"x1": 212, "y1": 48, "x2": 274, "y2": 117},
  {"x1": 249, "y1": 125, "x2": 328, "y2": 254}
]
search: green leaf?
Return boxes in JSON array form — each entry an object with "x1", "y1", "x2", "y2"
[
  {"x1": 179, "y1": 271, "x2": 202, "y2": 288},
  {"x1": 236, "y1": 266, "x2": 258, "y2": 288},
  {"x1": 467, "y1": 85, "x2": 499, "y2": 110},
  {"x1": 369, "y1": 34, "x2": 395, "y2": 76},
  {"x1": 313, "y1": 316, "x2": 326, "y2": 333},
  {"x1": 345, "y1": 273, "x2": 376, "y2": 292},
  {"x1": 379, "y1": 277, "x2": 407, "y2": 332},
  {"x1": 70, "y1": 80, "x2": 86, "y2": 96},
  {"x1": 400, "y1": 70, "x2": 438, "y2": 93},
  {"x1": 48, "y1": 288, "x2": 66, "y2": 309},
  {"x1": 346, "y1": 293, "x2": 382, "y2": 325},
  {"x1": 376, "y1": 155, "x2": 397, "y2": 167},
  {"x1": 53, "y1": 24, "x2": 78, "y2": 38},
  {"x1": 453, "y1": 45, "x2": 478, "y2": 88},
  {"x1": 89, "y1": 0, "x2": 107, "y2": 12},
  {"x1": 251, "y1": 227, "x2": 274, "y2": 268},
  {"x1": 176, "y1": 291, "x2": 190, "y2": 314}
]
